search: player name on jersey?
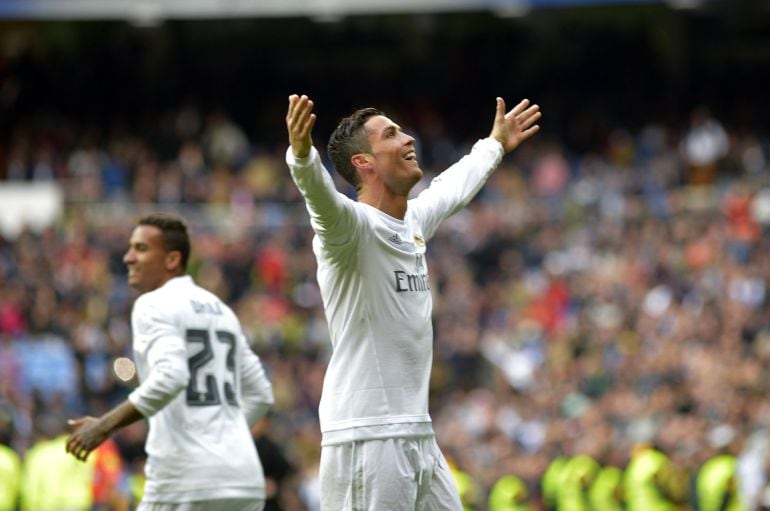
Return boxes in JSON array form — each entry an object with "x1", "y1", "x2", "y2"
[{"x1": 190, "y1": 299, "x2": 224, "y2": 315}]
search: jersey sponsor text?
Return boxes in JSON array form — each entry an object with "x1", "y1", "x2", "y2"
[{"x1": 394, "y1": 270, "x2": 430, "y2": 292}]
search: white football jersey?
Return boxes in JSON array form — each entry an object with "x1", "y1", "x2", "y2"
[
  {"x1": 128, "y1": 275, "x2": 274, "y2": 502},
  {"x1": 287, "y1": 138, "x2": 503, "y2": 445}
]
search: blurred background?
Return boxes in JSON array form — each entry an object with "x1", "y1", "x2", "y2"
[{"x1": 2, "y1": 0, "x2": 770, "y2": 509}]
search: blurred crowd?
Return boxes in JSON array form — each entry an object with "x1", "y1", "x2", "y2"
[{"x1": 2, "y1": 101, "x2": 770, "y2": 510}]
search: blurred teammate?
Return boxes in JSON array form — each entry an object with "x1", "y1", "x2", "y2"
[
  {"x1": 285, "y1": 94, "x2": 540, "y2": 510},
  {"x1": 66, "y1": 213, "x2": 274, "y2": 511}
]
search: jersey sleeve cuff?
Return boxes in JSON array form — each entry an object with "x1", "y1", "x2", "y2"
[
  {"x1": 481, "y1": 137, "x2": 505, "y2": 156},
  {"x1": 285, "y1": 146, "x2": 318, "y2": 166},
  {"x1": 127, "y1": 390, "x2": 154, "y2": 418}
]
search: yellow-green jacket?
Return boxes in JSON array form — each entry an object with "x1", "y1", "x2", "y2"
[
  {"x1": 20, "y1": 435, "x2": 95, "y2": 511},
  {"x1": 556, "y1": 454, "x2": 600, "y2": 511},
  {"x1": 451, "y1": 466, "x2": 480, "y2": 511},
  {"x1": 624, "y1": 446, "x2": 683, "y2": 511},
  {"x1": 0, "y1": 444, "x2": 21, "y2": 511},
  {"x1": 588, "y1": 465, "x2": 624, "y2": 511},
  {"x1": 489, "y1": 474, "x2": 535, "y2": 511},
  {"x1": 696, "y1": 454, "x2": 746, "y2": 511},
  {"x1": 542, "y1": 456, "x2": 568, "y2": 510}
]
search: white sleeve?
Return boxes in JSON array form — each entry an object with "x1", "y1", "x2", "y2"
[
  {"x1": 286, "y1": 146, "x2": 359, "y2": 247},
  {"x1": 128, "y1": 298, "x2": 190, "y2": 417},
  {"x1": 409, "y1": 137, "x2": 503, "y2": 240},
  {"x1": 237, "y1": 334, "x2": 274, "y2": 425}
]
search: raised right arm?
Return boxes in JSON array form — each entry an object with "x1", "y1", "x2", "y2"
[
  {"x1": 287, "y1": 94, "x2": 316, "y2": 158},
  {"x1": 286, "y1": 94, "x2": 357, "y2": 246}
]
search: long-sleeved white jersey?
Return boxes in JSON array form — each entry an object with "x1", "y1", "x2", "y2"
[
  {"x1": 127, "y1": 275, "x2": 274, "y2": 502},
  {"x1": 287, "y1": 137, "x2": 503, "y2": 446}
]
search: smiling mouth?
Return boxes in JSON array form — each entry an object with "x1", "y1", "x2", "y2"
[{"x1": 403, "y1": 151, "x2": 417, "y2": 161}]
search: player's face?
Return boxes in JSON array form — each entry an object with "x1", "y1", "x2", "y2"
[
  {"x1": 363, "y1": 115, "x2": 423, "y2": 195},
  {"x1": 123, "y1": 225, "x2": 173, "y2": 293}
]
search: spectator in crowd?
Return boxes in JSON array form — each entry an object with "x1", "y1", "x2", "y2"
[{"x1": 0, "y1": 414, "x2": 21, "y2": 511}]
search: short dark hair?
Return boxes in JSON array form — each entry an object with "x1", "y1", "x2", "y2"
[
  {"x1": 327, "y1": 107, "x2": 383, "y2": 191},
  {"x1": 137, "y1": 213, "x2": 190, "y2": 271}
]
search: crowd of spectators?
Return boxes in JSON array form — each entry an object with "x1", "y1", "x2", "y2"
[{"x1": 2, "y1": 99, "x2": 770, "y2": 509}]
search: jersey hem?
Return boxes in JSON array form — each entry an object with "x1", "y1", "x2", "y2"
[
  {"x1": 141, "y1": 486, "x2": 264, "y2": 503},
  {"x1": 321, "y1": 421, "x2": 435, "y2": 446}
]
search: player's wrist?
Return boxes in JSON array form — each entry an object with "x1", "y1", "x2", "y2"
[
  {"x1": 487, "y1": 135, "x2": 506, "y2": 153},
  {"x1": 291, "y1": 144, "x2": 312, "y2": 159},
  {"x1": 488, "y1": 128, "x2": 505, "y2": 147}
]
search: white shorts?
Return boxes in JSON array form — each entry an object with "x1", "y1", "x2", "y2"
[
  {"x1": 319, "y1": 436, "x2": 463, "y2": 511},
  {"x1": 137, "y1": 499, "x2": 264, "y2": 511}
]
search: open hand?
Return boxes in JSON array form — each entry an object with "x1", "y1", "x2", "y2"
[
  {"x1": 287, "y1": 94, "x2": 317, "y2": 158},
  {"x1": 490, "y1": 97, "x2": 541, "y2": 154}
]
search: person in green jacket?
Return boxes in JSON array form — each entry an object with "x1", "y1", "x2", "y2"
[
  {"x1": 696, "y1": 454, "x2": 746, "y2": 511},
  {"x1": 542, "y1": 456, "x2": 568, "y2": 510},
  {"x1": 624, "y1": 443, "x2": 687, "y2": 511},
  {"x1": 451, "y1": 463, "x2": 482, "y2": 511},
  {"x1": 588, "y1": 465, "x2": 624, "y2": 511},
  {"x1": 0, "y1": 414, "x2": 21, "y2": 511},
  {"x1": 0, "y1": 442, "x2": 21, "y2": 511},
  {"x1": 555, "y1": 454, "x2": 600, "y2": 511},
  {"x1": 21, "y1": 433, "x2": 95, "y2": 511},
  {"x1": 489, "y1": 474, "x2": 535, "y2": 511}
]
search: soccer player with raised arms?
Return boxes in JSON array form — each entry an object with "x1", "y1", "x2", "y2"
[{"x1": 285, "y1": 94, "x2": 541, "y2": 510}]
